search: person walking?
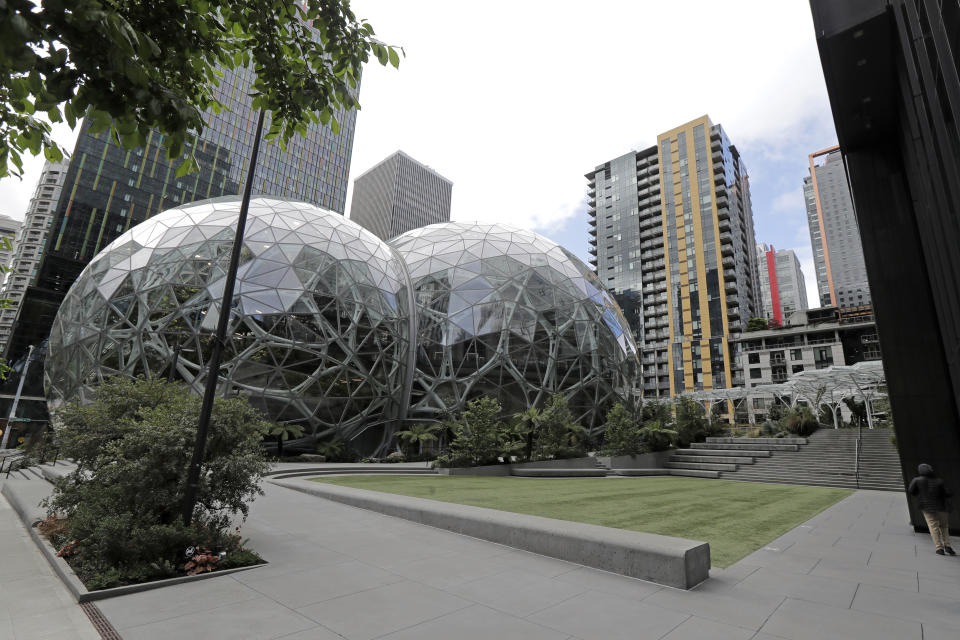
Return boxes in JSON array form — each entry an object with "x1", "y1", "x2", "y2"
[{"x1": 908, "y1": 463, "x2": 954, "y2": 555}]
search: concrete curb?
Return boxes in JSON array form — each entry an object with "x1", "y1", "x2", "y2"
[
  {"x1": 1, "y1": 482, "x2": 264, "y2": 603},
  {"x1": 271, "y1": 477, "x2": 710, "y2": 589}
]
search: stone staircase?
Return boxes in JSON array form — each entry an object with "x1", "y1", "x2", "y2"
[{"x1": 661, "y1": 429, "x2": 904, "y2": 490}]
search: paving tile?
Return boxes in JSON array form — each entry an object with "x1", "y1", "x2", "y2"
[
  {"x1": 922, "y1": 622, "x2": 960, "y2": 640},
  {"x1": 272, "y1": 625, "x2": 348, "y2": 639},
  {"x1": 338, "y1": 539, "x2": 456, "y2": 569},
  {"x1": 495, "y1": 549, "x2": 581, "y2": 578},
  {"x1": 388, "y1": 548, "x2": 515, "y2": 589},
  {"x1": 118, "y1": 596, "x2": 316, "y2": 640},
  {"x1": 377, "y1": 604, "x2": 569, "y2": 640},
  {"x1": 295, "y1": 579, "x2": 472, "y2": 640},
  {"x1": 737, "y1": 549, "x2": 820, "y2": 574},
  {"x1": 552, "y1": 565, "x2": 664, "y2": 599},
  {"x1": 660, "y1": 615, "x2": 754, "y2": 640},
  {"x1": 527, "y1": 589, "x2": 688, "y2": 640},
  {"x1": 779, "y1": 542, "x2": 872, "y2": 566},
  {"x1": 759, "y1": 597, "x2": 921, "y2": 640},
  {"x1": 96, "y1": 575, "x2": 262, "y2": 629},
  {"x1": 240, "y1": 560, "x2": 404, "y2": 609},
  {"x1": 644, "y1": 581, "x2": 784, "y2": 630},
  {"x1": 735, "y1": 565, "x2": 859, "y2": 608},
  {"x1": 919, "y1": 575, "x2": 960, "y2": 599},
  {"x1": 851, "y1": 583, "x2": 960, "y2": 629},
  {"x1": 809, "y1": 558, "x2": 919, "y2": 592},
  {"x1": 449, "y1": 568, "x2": 587, "y2": 616},
  {"x1": 868, "y1": 548, "x2": 960, "y2": 580}
]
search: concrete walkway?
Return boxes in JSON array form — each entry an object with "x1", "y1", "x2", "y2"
[
  {"x1": 3, "y1": 476, "x2": 959, "y2": 639},
  {"x1": 0, "y1": 492, "x2": 99, "y2": 639}
]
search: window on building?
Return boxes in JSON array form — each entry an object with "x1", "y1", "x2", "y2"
[
  {"x1": 792, "y1": 365, "x2": 804, "y2": 374},
  {"x1": 748, "y1": 352, "x2": 760, "y2": 364},
  {"x1": 790, "y1": 348, "x2": 803, "y2": 360},
  {"x1": 749, "y1": 368, "x2": 762, "y2": 380}
]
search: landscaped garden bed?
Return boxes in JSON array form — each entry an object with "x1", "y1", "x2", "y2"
[
  {"x1": 39, "y1": 377, "x2": 270, "y2": 591},
  {"x1": 311, "y1": 475, "x2": 852, "y2": 567}
]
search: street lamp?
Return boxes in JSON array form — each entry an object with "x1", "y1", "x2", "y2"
[{"x1": 181, "y1": 109, "x2": 266, "y2": 526}]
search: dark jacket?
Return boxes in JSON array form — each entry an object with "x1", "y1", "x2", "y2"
[{"x1": 908, "y1": 464, "x2": 952, "y2": 512}]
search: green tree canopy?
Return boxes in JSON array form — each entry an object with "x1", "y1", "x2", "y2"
[
  {"x1": 746, "y1": 317, "x2": 768, "y2": 332},
  {"x1": 0, "y1": 0, "x2": 402, "y2": 177}
]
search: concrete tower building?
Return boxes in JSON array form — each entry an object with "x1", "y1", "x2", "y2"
[
  {"x1": 587, "y1": 115, "x2": 760, "y2": 397},
  {"x1": 4, "y1": 64, "x2": 359, "y2": 364},
  {"x1": 0, "y1": 158, "x2": 70, "y2": 352},
  {"x1": 349, "y1": 151, "x2": 452, "y2": 241},
  {"x1": 804, "y1": 146, "x2": 871, "y2": 308},
  {"x1": 755, "y1": 243, "x2": 808, "y2": 323}
]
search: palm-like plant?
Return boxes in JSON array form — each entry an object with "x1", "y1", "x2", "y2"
[
  {"x1": 513, "y1": 408, "x2": 542, "y2": 461},
  {"x1": 316, "y1": 437, "x2": 345, "y2": 460},
  {"x1": 396, "y1": 424, "x2": 441, "y2": 455},
  {"x1": 266, "y1": 423, "x2": 304, "y2": 458}
]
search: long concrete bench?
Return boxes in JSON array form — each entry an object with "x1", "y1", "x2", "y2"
[
  {"x1": 510, "y1": 469, "x2": 607, "y2": 478},
  {"x1": 690, "y1": 442, "x2": 800, "y2": 452},
  {"x1": 675, "y1": 448, "x2": 772, "y2": 457},
  {"x1": 706, "y1": 437, "x2": 807, "y2": 445},
  {"x1": 272, "y1": 478, "x2": 710, "y2": 589}
]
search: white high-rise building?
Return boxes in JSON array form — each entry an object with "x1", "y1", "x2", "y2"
[
  {"x1": 349, "y1": 151, "x2": 452, "y2": 241},
  {"x1": 755, "y1": 243, "x2": 808, "y2": 323},
  {"x1": 0, "y1": 158, "x2": 70, "y2": 352},
  {"x1": 804, "y1": 146, "x2": 871, "y2": 308}
]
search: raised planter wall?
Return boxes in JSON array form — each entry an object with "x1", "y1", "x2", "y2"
[
  {"x1": 600, "y1": 451, "x2": 672, "y2": 469},
  {"x1": 275, "y1": 478, "x2": 710, "y2": 589}
]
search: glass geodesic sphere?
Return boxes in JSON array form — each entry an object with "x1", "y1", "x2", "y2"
[
  {"x1": 45, "y1": 197, "x2": 412, "y2": 444},
  {"x1": 390, "y1": 222, "x2": 639, "y2": 431}
]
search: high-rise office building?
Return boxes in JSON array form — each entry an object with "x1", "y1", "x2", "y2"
[
  {"x1": 0, "y1": 214, "x2": 19, "y2": 269},
  {"x1": 0, "y1": 158, "x2": 70, "y2": 353},
  {"x1": 803, "y1": 145, "x2": 871, "y2": 309},
  {"x1": 349, "y1": 150, "x2": 452, "y2": 241},
  {"x1": 587, "y1": 115, "x2": 760, "y2": 397},
  {"x1": 4, "y1": 64, "x2": 359, "y2": 363},
  {"x1": 811, "y1": 0, "x2": 960, "y2": 532},
  {"x1": 755, "y1": 243, "x2": 808, "y2": 323}
]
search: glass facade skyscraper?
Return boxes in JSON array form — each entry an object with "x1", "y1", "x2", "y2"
[
  {"x1": 4, "y1": 64, "x2": 359, "y2": 364},
  {"x1": 587, "y1": 115, "x2": 759, "y2": 397}
]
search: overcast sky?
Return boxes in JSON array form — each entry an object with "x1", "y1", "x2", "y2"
[{"x1": 0, "y1": 0, "x2": 836, "y2": 306}]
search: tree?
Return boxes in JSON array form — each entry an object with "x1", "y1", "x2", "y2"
[
  {"x1": 600, "y1": 402, "x2": 643, "y2": 456},
  {"x1": 746, "y1": 317, "x2": 768, "y2": 332},
  {"x1": 395, "y1": 423, "x2": 440, "y2": 456},
  {"x1": 533, "y1": 394, "x2": 587, "y2": 459},
  {"x1": 449, "y1": 397, "x2": 504, "y2": 466},
  {"x1": 675, "y1": 396, "x2": 709, "y2": 448},
  {"x1": 43, "y1": 377, "x2": 270, "y2": 588},
  {"x1": 0, "y1": 1, "x2": 403, "y2": 178}
]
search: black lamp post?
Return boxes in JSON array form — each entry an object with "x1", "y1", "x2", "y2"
[{"x1": 182, "y1": 109, "x2": 266, "y2": 526}]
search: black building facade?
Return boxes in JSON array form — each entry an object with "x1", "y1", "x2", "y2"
[{"x1": 811, "y1": 0, "x2": 960, "y2": 531}]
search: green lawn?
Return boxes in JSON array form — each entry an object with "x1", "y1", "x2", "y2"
[{"x1": 311, "y1": 476, "x2": 852, "y2": 567}]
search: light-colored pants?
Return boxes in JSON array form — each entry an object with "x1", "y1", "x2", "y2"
[{"x1": 922, "y1": 511, "x2": 951, "y2": 550}]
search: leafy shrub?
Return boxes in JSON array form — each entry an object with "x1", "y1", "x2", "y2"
[
  {"x1": 600, "y1": 402, "x2": 644, "y2": 456},
  {"x1": 448, "y1": 397, "x2": 506, "y2": 466},
  {"x1": 782, "y1": 406, "x2": 818, "y2": 437},
  {"x1": 532, "y1": 395, "x2": 587, "y2": 460},
  {"x1": 42, "y1": 377, "x2": 270, "y2": 589},
  {"x1": 384, "y1": 451, "x2": 406, "y2": 463}
]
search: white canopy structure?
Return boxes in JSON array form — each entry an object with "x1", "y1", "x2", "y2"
[{"x1": 676, "y1": 361, "x2": 887, "y2": 428}]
